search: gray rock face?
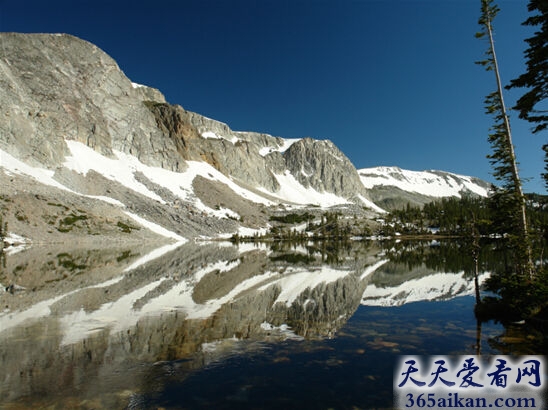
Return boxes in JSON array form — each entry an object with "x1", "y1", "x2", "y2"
[
  {"x1": 0, "y1": 32, "x2": 373, "y2": 203},
  {"x1": 0, "y1": 33, "x2": 182, "y2": 171},
  {"x1": 283, "y1": 138, "x2": 368, "y2": 199},
  {"x1": 132, "y1": 82, "x2": 166, "y2": 104},
  {"x1": 146, "y1": 102, "x2": 284, "y2": 192},
  {"x1": 147, "y1": 103, "x2": 371, "y2": 201}
]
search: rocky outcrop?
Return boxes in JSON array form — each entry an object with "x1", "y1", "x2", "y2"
[
  {"x1": 132, "y1": 82, "x2": 166, "y2": 104},
  {"x1": 284, "y1": 138, "x2": 368, "y2": 199},
  {"x1": 146, "y1": 102, "x2": 372, "y2": 201},
  {"x1": 0, "y1": 33, "x2": 183, "y2": 171},
  {"x1": 146, "y1": 102, "x2": 285, "y2": 192}
]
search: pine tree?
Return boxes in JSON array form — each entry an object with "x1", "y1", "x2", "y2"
[
  {"x1": 506, "y1": 0, "x2": 548, "y2": 187},
  {"x1": 476, "y1": 0, "x2": 534, "y2": 277}
]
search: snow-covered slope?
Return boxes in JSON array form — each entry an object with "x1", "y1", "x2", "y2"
[
  {"x1": 358, "y1": 166, "x2": 491, "y2": 210},
  {"x1": 0, "y1": 136, "x2": 363, "y2": 245},
  {"x1": 1, "y1": 139, "x2": 355, "y2": 212},
  {"x1": 63, "y1": 140, "x2": 274, "y2": 210},
  {"x1": 359, "y1": 166, "x2": 490, "y2": 198}
]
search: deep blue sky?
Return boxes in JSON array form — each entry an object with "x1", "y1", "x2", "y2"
[{"x1": 1, "y1": 0, "x2": 545, "y2": 193}]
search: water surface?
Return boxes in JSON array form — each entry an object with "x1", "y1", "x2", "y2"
[{"x1": 0, "y1": 240, "x2": 543, "y2": 409}]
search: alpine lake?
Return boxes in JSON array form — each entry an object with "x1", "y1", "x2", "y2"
[{"x1": 1, "y1": 238, "x2": 546, "y2": 409}]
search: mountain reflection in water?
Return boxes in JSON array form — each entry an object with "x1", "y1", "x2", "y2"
[{"x1": 0, "y1": 240, "x2": 542, "y2": 409}]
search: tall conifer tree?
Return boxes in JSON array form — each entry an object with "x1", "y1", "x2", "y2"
[
  {"x1": 476, "y1": 0, "x2": 533, "y2": 277},
  {"x1": 506, "y1": 0, "x2": 548, "y2": 188}
]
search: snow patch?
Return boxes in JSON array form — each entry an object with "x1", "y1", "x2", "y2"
[
  {"x1": 261, "y1": 170, "x2": 349, "y2": 207},
  {"x1": 60, "y1": 278, "x2": 168, "y2": 345},
  {"x1": 123, "y1": 211, "x2": 186, "y2": 241},
  {"x1": 1, "y1": 147, "x2": 128, "y2": 209},
  {"x1": 236, "y1": 241, "x2": 272, "y2": 254},
  {"x1": 357, "y1": 194, "x2": 387, "y2": 213},
  {"x1": 64, "y1": 141, "x2": 165, "y2": 202},
  {"x1": 122, "y1": 242, "x2": 186, "y2": 272},
  {"x1": 176, "y1": 160, "x2": 274, "y2": 207},
  {"x1": 358, "y1": 167, "x2": 489, "y2": 198},
  {"x1": 259, "y1": 138, "x2": 301, "y2": 156},
  {"x1": 237, "y1": 225, "x2": 271, "y2": 238},
  {"x1": 201, "y1": 131, "x2": 240, "y2": 144},
  {"x1": 1, "y1": 148, "x2": 72, "y2": 192},
  {"x1": 359, "y1": 259, "x2": 390, "y2": 281},
  {"x1": 260, "y1": 321, "x2": 304, "y2": 340},
  {"x1": 63, "y1": 141, "x2": 275, "y2": 212}
]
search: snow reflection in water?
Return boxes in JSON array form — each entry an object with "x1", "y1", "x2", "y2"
[{"x1": 0, "y1": 240, "x2": 535, "y2": 409}]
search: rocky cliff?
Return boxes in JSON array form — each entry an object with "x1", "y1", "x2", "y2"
[
  {"x1": 0, "y1": 33, "x2": 372, "y2": 206},
  {"x1": 144, "y1": 102, "x2": 371, "y2": 202},
  {"x1": 0, "y1": 33, "x2": 183, "y2": 171},
  {"x1": 0, "y1": 33, "x2": 491, "y2": 245}
]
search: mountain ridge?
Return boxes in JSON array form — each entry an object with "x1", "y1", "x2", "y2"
[
  {"x1": 358, "y1": 166, "x2": 491, "y2": 210},
  {"x1": 0, "y1": 32, "x2": 490, "y2": 244}
]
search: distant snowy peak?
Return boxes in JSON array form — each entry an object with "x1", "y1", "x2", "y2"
[{"x1": 358, "y1": 166, "x2": 491, "y2": 199}]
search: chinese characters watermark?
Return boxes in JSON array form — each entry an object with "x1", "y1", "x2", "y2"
[{"x1": 394, "y1": 356, "x2": 545, "y2": 409}]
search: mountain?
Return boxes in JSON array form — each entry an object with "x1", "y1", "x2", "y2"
[
  {"x1": 0, "y1": 33, "x2": 490, "y2": 244},
  {"x1": 359, "y1": 166, "x2": 492, "y2": 210}
]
